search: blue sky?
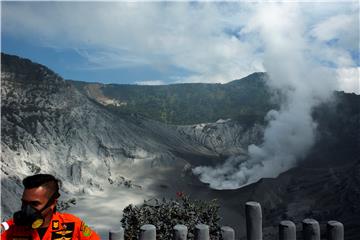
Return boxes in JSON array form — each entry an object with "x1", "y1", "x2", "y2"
[
  {"x1": 1, "y1": 1, "x2": 359, "y2": 92},
  {"x1": 2, "y1": 32, "x2": 193, "y2": 84}
]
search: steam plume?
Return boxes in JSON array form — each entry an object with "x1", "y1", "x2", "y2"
[{"x1": 193, "y1": 4, "x2": 337, "y2": 189}]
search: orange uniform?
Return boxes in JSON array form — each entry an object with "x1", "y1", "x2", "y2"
[{"x1": 1, "y1": 212, "x2": 100, "y2": 240}]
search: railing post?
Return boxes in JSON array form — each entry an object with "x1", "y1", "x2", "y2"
[
  {"x1": 245, "y1": 201, "x2": 262, "y2": 240},
  {"x1": 174, "y1": 224, "x2": 188, "y2": 240},
  {"x1": 109, "y1": 227, "x2": 124, "y2": 240},
  {"x1": 140, "y1": 224, "x2": 156, "y2": 240},
  {"x1": 221, "y1": 226, "x2": 235, "y2": 240},
  {"x1": 279, "y1": 220, "x2": 296, "y2": 240},
  {"x1": 327, "y1": 221, "x2": 344, "y2": 240},
  {"x1": 195, "y1": 224, "x2": 209, "y2": 240},
  {"x1": 302, "y1": 219, "x2": 320, "y2": 240}
]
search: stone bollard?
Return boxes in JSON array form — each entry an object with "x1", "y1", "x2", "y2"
[
  {"x1": 245, "y1": 201, "x2": 262, "y2": 240},
  {"x1": 221, "y1": 226, "x2": 235, "y2": 240},
  {"x1": 174, "y1": 224, "x2": 188, "y2": 240},
  {"x1": 195, "y1": 224, "x2": 210, "y2": 240},
  {"x1": 140, "y1": 224, "x2": 156, "y2": 240},
  {"x1": 302, "y1": 219, "x2": 320, "y2": 240},
  {"x1": 109, "y1": 227, "x2": 124, "y2": 240},
  {"x1": 279, "y1": 220, "x2": 296, "y2": 240},
  {"x1": 327, "y1": 221, "x2": 344, "y2": 240}
]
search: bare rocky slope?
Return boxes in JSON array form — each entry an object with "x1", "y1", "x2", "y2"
[{"x1": 0, "y1": 53, "x2": 261, "y2": 218}]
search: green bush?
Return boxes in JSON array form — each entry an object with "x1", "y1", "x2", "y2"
[{"x1": 121, "y1": 193, "x2": 221, "y2": 239}]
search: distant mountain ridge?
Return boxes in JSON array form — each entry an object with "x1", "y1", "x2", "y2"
[{"x1": 69, "y1": 72, "x2": 276, "y2": 125}]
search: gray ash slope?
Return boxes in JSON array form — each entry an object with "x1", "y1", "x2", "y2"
[
  {"x1": 2, "y1": 53, "x2": 360, "y2": 239},
  {"x1": 0, "y1": 53, "x2": 261, "y2": 218}
]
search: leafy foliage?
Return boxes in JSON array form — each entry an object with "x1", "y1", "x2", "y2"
[{"x1": 121, "y1": 193, "x2": 222, "y2": 240}]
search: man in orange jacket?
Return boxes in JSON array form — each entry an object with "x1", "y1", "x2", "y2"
[{"x1": 1, "y1": 174, "x2": 100, "y2": 240}]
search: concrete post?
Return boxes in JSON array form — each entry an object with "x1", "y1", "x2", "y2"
[
  {"x1": 174, "y1": 224, "x2": 188, "y2": 240},
  {"x1": 221, "y1": 226, "x2": 235, "y2": 240},
  {"x1": 302, "y1": 219, "x2": 320, "y2": 240},
  {"x1": 245, "y1": 201, "x2": 262, "y2": 240},
  {"x1": 327, "y1": 221, "x2": 344, "y2": 240},
  {"x1": 279, "y1": 220, "x2": 296, "y2": 240},
  {"x1": 195, "y1": 224, "x2": 210, "y2": 240},
  {"x1": 140, "y1": 224, "x2": 156, "y2": 240},
  {"x1": 109, "y1": 227, "x2": 124, "y2": 240}
]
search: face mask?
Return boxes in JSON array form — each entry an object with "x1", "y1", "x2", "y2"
[
  {"x1": 13, "y1": 204, "x2": 45, "y2": 229},
  {"x1": 13, "y1": 191, "x2": 59, "y2": 229}
]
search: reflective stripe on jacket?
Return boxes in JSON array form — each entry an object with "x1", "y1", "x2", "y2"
[{"x1": 1, "y1": 212, "x2": 100, "y2": 240}]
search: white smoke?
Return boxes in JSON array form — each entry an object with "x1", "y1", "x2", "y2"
[{"x1": 193, "y1": 3, "x2": 338, "y2": 189}]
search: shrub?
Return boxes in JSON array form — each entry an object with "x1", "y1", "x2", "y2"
[{"x1": 121, "y1": 193, "x2": 221, "y2": 239}]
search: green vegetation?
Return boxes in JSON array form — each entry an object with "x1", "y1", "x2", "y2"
[
  {"x1": 71, "y1": 72, "x2": 278, "y2": 125},
  {"x1": 121, "y1": 193, "x2": 221, "y2": 240}
]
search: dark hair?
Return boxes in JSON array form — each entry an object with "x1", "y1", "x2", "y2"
[{"x1": 23, "y1": 174, "x2": 61, "y2": 199}]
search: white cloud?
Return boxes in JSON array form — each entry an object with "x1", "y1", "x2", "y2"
[
  {"x1": 135, "y1": 80, "x2": 166, "y2": 86},
  {"x1": 1, "y1": 2, "x2": 263, "y2": 83},
  {"x1": 2, "y1": 2, "x2": 358, "y2": 84},
  {"x1": 337, "y1": 67, "x2": 360, "y2": 94},
  {"x1": 74, "y1": 49, "x2": 151, "y2": 70},
  {"x1": 311, "y1": 14, "x2": 352, "y2": 40},
  {"x1": 310, "y1": 13, "x2": 359, "y2": 50}
]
